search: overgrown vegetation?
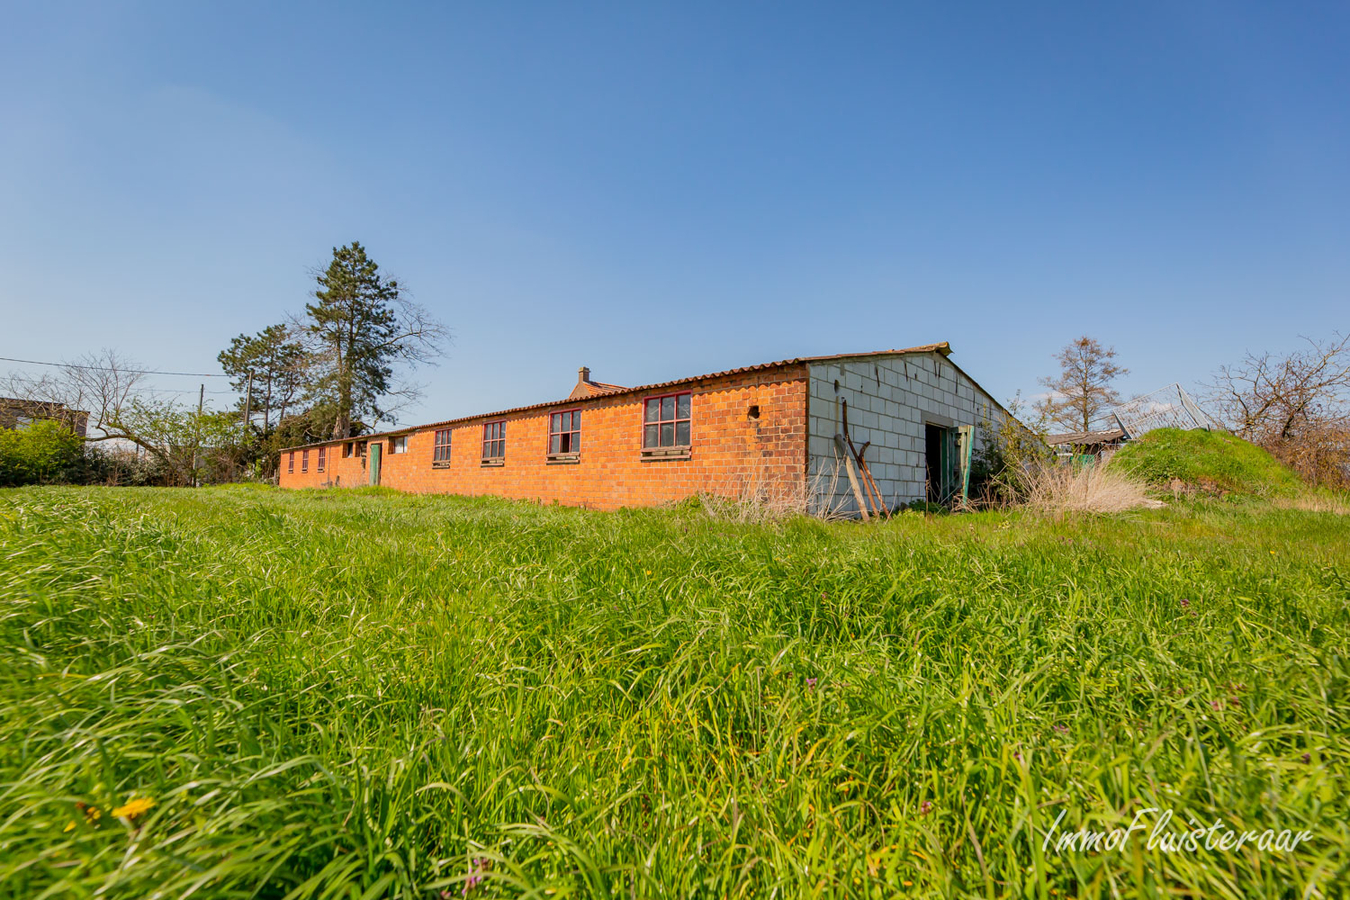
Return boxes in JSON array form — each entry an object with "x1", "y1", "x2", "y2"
[
  {"x1": 1109, "y1": 428, "x2": 1305, "y2": 498},
  {"x1": 0, "y1": 420, "x2": 83, "y2": 486},
  {"x1": 2, "y1": 488, "x2": 1346, "y2": 897}
]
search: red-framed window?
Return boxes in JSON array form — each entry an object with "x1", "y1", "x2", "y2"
[
  {"x1": 548, "y1": 410, "x2": 581, "y2": 457},
  {"x1": 317, "y1": 446, "x2": 326, "y2": 473},
  {"x1": 342, "y1": 442, "x2": 352, "y2": 458},
  {"x1": 643, "y1": 391, "x2": 691, "y2": 450},
  {"x1": 301, "y1": 449, "x2": 309, "y2": 473},
  {"x1": 288, "y1": 452, "x2": 294, "y2": 474},
  {"x1": 482, "y1": 421, "x2": 505, "y2": 462},
  {"x1": 433, "y1": 428, "x2": 452, "y2": 465},
  {"x1": 389, "y1": 435, "x2": 407, "y2": 455}
]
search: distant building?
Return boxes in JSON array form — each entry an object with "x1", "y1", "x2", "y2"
[
  {"x1": 278, "y1": 342, "x2": 1017, "y2": 515},
  {"x1": 1046, "y1": 428, "x2": 1127, "y2": 463},
  {"x1": 0, "y1": 398, "x2": 89, "y2": 437},
  {"x1": 1048, "y1": 384, "x2": 1223, "y2": 464}
]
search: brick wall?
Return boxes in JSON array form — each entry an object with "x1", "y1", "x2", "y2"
[{"x1": 279, "y1": 366, "x2": 809, "y2": 511}]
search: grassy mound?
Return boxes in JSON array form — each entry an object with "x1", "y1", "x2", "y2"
[{"x1": 1109, "y1": 427, "x2": 1303, "y2": 496}]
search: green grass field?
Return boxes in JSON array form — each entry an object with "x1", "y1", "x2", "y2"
[{"x1": 1, "y1": 487, "x2": 1347, "y2": 898}]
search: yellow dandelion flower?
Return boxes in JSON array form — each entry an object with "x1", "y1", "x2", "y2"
[{"x1": 112, "y1": 797, "x2": 155, "y2": 819}]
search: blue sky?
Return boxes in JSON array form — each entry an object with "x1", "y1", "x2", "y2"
[{"x1": 2, "y1": 2, "x2": 1347, "y2": 423}]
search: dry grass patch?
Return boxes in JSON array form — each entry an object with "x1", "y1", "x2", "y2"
[
  {"x1": 1025, "y1": 463, "x2": 1162, "y2": 514},
  {"x1": 1273, "y1": 492, "x2": 1350, "y2": 515}
]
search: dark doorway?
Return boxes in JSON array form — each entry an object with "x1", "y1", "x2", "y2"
[{"x1": 925, "y1": 423, "x2": 953, "y2": 503}]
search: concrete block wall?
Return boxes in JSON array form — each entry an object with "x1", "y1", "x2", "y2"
[
  {"x1": 806, "y1": 352, "x2": 1010, "y2": 514},
  {"x1": 280, "y1": 366, "x2": 810, "y2": 511}
]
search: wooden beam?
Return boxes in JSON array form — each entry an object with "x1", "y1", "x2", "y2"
[{"x1": 835, "y1": 434, "x2": 870, "y2": 521}]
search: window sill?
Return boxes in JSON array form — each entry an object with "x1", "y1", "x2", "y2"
[
  {"x1": 640, "y1": 447, "x2": 691, "y2": 461},
  {"x1": 547, "y1": 454, "x2": 581, "y2": 465},
  {"x1": 480, "y1": 458, "x2": 505, "y2": 467}
]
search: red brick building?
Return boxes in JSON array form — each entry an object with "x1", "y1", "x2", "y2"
[{"x1": 278, "y1": 343, "x2": 1012, "y2": 514}]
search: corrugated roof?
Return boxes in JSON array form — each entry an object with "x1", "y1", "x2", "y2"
[
  {"x1": 1046, "y1": 429, "x2": 1127, "y2": 446},
  {"x1": 281, "y1": 343, "x2": 960, "y2": 449}
]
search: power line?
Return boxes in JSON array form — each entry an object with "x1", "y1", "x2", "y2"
[
  {"x1": 155, "y1": 387, "x2": 240, "y2": 396},
  {"x1": 0, "y1": 355, "x2": 229, "y2": 378}
]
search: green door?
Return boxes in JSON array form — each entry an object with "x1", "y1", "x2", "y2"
[
  {"x1": 958, "y1": 425, "x2": 974, "y2": 503},
  {"x1": 368, "y1": 442, "x2": 381, "y2": 486}
]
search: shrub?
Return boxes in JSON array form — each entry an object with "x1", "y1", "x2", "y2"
[
  {"x1": 1261, "y1": 420, "x2": 1350, "y2": 491},
  {"x1": 1109, "y1": 428, "x2": 1303, "y2": 497},
  {"x1": 0, "y1": 420, "x2": 84, "y2": 486},
  {"x1": 969, "y1": 414, "x2": 1054, "y2": 505},
  {"x1": 80, "y1": 444, "x2": 170, "y2": 486}
]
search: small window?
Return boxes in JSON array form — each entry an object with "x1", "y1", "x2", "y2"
[
  {"x1": 356, "y1": 441, "x2": 367, "y2": 458},
  {"x1": 433, "y1": 429, "x2": 452, "y2": 466},
  {"x1": 482, "y1": 421, "x2": 505, "y2": 464},
  {"x1": 389, "y1": 435, "x2": 408, "y2": 455},
  {"x1": 301, "y1": 449, "x2": 309, "y2": 473},
  {"x1": 317, "y1": 446, "x2": 326, "y2": 473},
  {"x1": 288, "y1": 452, "x2": 294, "y2": 474},
  {"x1": 549, "y1": 410, "x2": 581, "y2": 459},
  {"x1": 642, "y1": 392, "x2": 691, "y2": 454},
  {"x1": 342, "y1": 442, "x2": 353, "y2": 458}
]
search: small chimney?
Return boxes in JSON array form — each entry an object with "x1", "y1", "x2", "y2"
[{"x1": 578, "y1": 366, "x2": 591, "y2": 385}]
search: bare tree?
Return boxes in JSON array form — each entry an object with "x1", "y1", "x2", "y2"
[
  {"x1": 1208, "y1": 333, "x2": 1350, "y2": 442},
  {"x1": 2, "y1": 350, "x2": 144, "y2": 438},
  {"x1": 1037, "y1": 337, "x2": 1129, "y2": 433},
  {"x1": 1207, "y1": 333, "x2": 1350, "y2": 489}
]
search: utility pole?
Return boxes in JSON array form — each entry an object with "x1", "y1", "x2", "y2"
[
  {"x1": 192, "y1": 383, "x2": 204, "y2": 487},
  {"x1": 242, "y1": 372, "x2": 253, "y2": 442}
]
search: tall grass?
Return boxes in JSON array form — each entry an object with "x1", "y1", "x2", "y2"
[{"x1": 1, "y1": 487, "x2": 1347, "y2": 898}]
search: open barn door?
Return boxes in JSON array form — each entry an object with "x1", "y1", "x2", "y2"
[{"x1": 925, "y1": 423, "x2": 960, "y2": 504}]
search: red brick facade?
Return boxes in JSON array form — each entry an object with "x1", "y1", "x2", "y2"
[{"x1": 279, "y1": 365, "x2": 810, "y2": 511}]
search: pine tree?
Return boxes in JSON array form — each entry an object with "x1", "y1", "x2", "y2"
[
  {"x1": 303, "y1": 242, "x2": 445, "y2": 439},
  {"x1": 216, "y1": 324, "x2": 305, "y2": 438}
]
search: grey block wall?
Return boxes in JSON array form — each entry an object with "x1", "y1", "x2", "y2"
[{"x1": 806, "y1": 353, "x2": 1011, "y2": 515}]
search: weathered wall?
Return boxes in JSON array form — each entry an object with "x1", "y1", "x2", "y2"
[
  {"x1": 280, "y1": 366, "x2": 809, "y2": 511},
  {"x1": 806, "y1": 352, "x2": 1010, "y2": 514}
]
